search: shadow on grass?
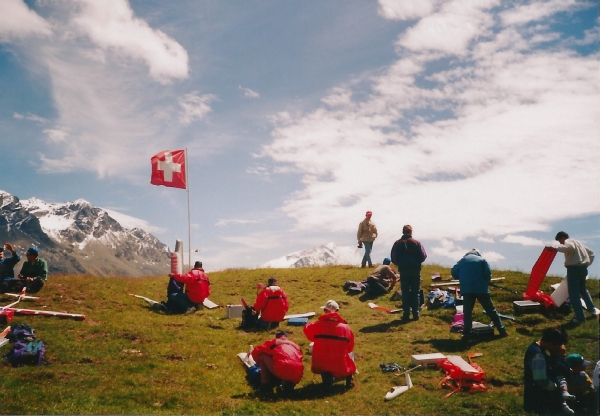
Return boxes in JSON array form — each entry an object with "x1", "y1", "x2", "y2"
[
  {"x1": 231, "y1": 382, "x2": 353, "y2": 402},
  {"x1": 411, "y1": 335, "x2": 504, "y2": 352},
  {"x1": 358, "y1": 319, "x2": 410, "y2": 333}
]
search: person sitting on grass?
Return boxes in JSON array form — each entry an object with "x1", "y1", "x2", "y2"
[
  {"x1": 153, "y1": 261, "x2": 210, "y2": 315},
  {"x1": 303, "y1": 300, "x2": 356, "y2": 391},
  {"x1": 253, "y1": 277, "x2": 289, "y2": 329},
  {"x1": 251, "y1": 330, "x2": 304, "y2": 396},
  {"x1": 364, "y1": 257, "x2": 398, "y2": 298},
  {"x1": 15, "y1": 247, "x2": 47, "y2": 294},
  {"x1": 564, "y1": 353, "x2": 597, "y2": 415},
  {"x1": 0, "y1": 243, "x2": 21, "y2": 293}
]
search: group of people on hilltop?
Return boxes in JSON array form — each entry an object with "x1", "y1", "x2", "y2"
[{"x1": 0, "y1": 243, "x2": 48, "y2": 294}]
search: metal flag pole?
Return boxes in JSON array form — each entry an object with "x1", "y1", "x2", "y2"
[{"x1": 185, "y1": 148, "x2": 191, "y2": 270}]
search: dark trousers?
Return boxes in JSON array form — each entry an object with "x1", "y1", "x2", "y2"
[
  {"x1": 462, "y1": 293, "x2": 505, "y2": 335},
  {"x1": 566, "y1": 266, "x2": 595, "y2": 322},
  {"x1": 361, "y1": 241, "x2": 373, "y2": 267},
  {"x1": 400, "y1": 269, "x2": 421, "y2": 318},
  {"x1": 166, "y1": 292, "x2": 197, "y2": 314},
  {"x1": 1, "y1": 278, "x2": 44, "y2": 294}
]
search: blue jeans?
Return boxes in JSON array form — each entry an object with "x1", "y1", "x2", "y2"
[
  {"x1": 566, "y1": 266, "x2": 595, "y2": 322},
  {"x1": 361, "y1": 241, "x2": 373, "y2": 267},
  {"x1": 400, "y1": 269, "x2": 421, "y2": 318},
  {"x1": 166, "y1": 292, "x2": 196, "y2": 314},
  {"x1": 462, "y1": 293, "x2": 505, "y2": 335}
]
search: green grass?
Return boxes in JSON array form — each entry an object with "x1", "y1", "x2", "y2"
[{"x1": 0, "y1": 265, "x2": 597, "y2": 415}]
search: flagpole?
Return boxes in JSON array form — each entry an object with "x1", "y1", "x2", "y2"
[{"x1": 185, "y1": 148, "x2": 191, "y2": 270}]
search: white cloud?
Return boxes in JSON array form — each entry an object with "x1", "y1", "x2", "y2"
[
  {"x1": 0, "y1": 0, "x2": 52, "y2": 41},
  {"x1": 500, "y1": 0, "x2": 589, "y2": 26},
  {"x1": 44, "y1": 128, "x2": 69, "y2": 143},
  {"x1": 221, "y1": 232, "x2": 282, "y2": 251},
  {"x1": 14, "y1": 112, "x2": 49, "y2": 124},
  {"x1": 215, "y1": 219, "x2": 258, "y2": 226},
  {"x1": 71, "y1": 0, "x2": 189, "y2": 83},
  {"x1": 179, "y1": 92, "x2": 216, "y2": 125},
  {"x1": 239, "y1": 85, "x2": 260, "y2": 99},
  {"x1": 377, "y1": 0, "x2": 441, "y2": 21},
  {"x1": 262, "y1": 1, "x2": 599, "y2": 257},
  {"x1": 477, "y1": 236, "x2": 495, "y2": 243},
  {"x1": 502, "y1": 235, "x2": 544, "y2": 247}
]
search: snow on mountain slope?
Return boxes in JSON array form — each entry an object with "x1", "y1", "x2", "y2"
[{"x1": 261, "y1": 242, "x2": 363, "y2": 268}]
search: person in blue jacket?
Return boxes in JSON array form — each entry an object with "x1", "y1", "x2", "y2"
[
  {"x1": 0, "y1": 243, "x2": 21, "y2": 293},
  {"x1": 451, "y1": 249, "x2": 507, "y2": 340}
]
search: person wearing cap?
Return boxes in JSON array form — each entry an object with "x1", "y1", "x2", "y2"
[
  {"x1": 16, "y1": 246, "x2": 48, "y2": 294},
  {"x1": 253, "y1": 277, "x2": 289, "y2": 329},
  {"x1": 523, "y1": 327, "x2": 569, "y2": 414},
  {"x1": 160, "y1": 261, "x2": 210, "y2": 314},
  {"x1": 451, "y1": 249, "x2": 507, "y2": 340},
  {"x1": 0, "y1": 243, "x2": 21, "y2": 293},
  {"x1": 357, "y1": 211, "x2": 378, "y2": 268},
  {"x1": 390, "y1": 225, "x2": 427, "y2": 321},
  {"x1": 250, "y1": 330, "x2": 304, "y2": 395},
  {"x1": 564, "y1": 353, "x2": 597, "y2": 414},
  {"x1": 547, "y1": 232, "x2": 596, "y2": 324},
  {"x1": 303, "y1": 300, "x2": 356, "y2": 390},
  {"x1": 365, "y1": 258, "x2": 399, "y2": 298}
]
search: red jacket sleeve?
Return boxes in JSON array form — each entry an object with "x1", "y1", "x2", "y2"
[{"x1": 253, "y1": 289, "x2": 268, "y2": 311}]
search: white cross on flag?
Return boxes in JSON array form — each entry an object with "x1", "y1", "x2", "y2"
[{"x1": 150, "y1": 150, "x2": 187, "y2": 189}]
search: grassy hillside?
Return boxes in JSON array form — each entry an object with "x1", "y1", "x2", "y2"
[{"x1": 0, "y1": 265, "x2": 598, "y2": 415}]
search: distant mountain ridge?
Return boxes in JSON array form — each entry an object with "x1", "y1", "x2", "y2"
[
  {"x1": 0, "y1": 191, "x2": 170, "y2": 277},
  {"x1": 261, "y1": 242, "x2": 363, "y2": 268}
]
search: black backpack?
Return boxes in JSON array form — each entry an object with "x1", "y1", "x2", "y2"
[{"x1": 241, "y1": 306, "x2": 258, "y2": 330}]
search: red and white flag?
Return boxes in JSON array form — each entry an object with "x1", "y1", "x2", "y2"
[{"x1": 150, "y1": 150, "x2": 187, "y2": 189}]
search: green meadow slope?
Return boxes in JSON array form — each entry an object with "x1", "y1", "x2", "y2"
[{"x1": 0, "y1": 265, "x2": 598, "y2": 415}]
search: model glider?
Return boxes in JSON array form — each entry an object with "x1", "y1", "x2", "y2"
[
  {"x1": 385, "y1": 366, "x2": 420, "y2": 401},
  {"x1": 368, "y1": 302, "x2": 402, "y2": 314},
  {"x1": 130, "y1": 294, "x2": 219, "y2": 309},
  {"x1": 1, "y1": 288, "x2": 85, "y2": 322},
  {"x1": 430, "y1": 277, "x2": 505, "y2": 287},
  {"x1": 283, "y1": 312, "x2": 315, "y2": 320}
]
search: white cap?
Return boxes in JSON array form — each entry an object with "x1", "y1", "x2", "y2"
[{"x1": 322, "y1": 300, "x2": 339, "y2": 312}]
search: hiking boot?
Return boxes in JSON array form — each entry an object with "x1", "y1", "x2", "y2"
[
  {"x1": 401, "y1": 314, "x2": 410, "y2": 322},
  {"x1": 321, "y1": 372, "x2": 334, "y2": 391},
  {"x1": 279, "y1": 381, "x2": 295, "y2": 395},
  {"x1": 345, "y1": 375, "x2": 355, "y2": 389},
  {"x1": 185, "y1": 306, "x2": 197, "y2": 315},
  {"x1": 571, "y1": 318, "x2": 583, "y2": 324}
]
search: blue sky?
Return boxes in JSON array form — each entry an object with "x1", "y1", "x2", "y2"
[{"x1": 1, "y1": 0, "x2": 598, "y2": 277}]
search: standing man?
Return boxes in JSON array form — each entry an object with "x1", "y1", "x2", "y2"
[
  {"x1": 548, "y1": 231, "x2": 596, "y2": 324},
  {"x1": 253, "y1": 277, "x2": 289, "y2": 329},
  {"x1": 357, "y1": 211, "x2": 377, "y2": 268},
  {"x1": 17, "y1": 247, "x2": 47, "y2": 294},
  {"x1": 304, "y1": 300, "x2": 356, "y2": 391},
  {"x1": 391, "y1": 225, "x2": 427, "y2": 321},
  {"x1": 251, "y1": 330, "x2": 304, "y2": 395},
  {"x1": 0, "y1": 243, "x2": 21, "y2": 293},
  {"x1": 524, "y1": 327, "x2": 569, "y2": 414},
  {"x1": 161, "y1": 261, "x2": 210, "y2": 315},
  {"x1": 451, "y1": 249, "x2": 507, "y2": 340}
]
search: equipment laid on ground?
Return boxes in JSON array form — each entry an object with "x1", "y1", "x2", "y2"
[
  {"x1": 513, "y1": 300, "x2": 541, "y2": 314},
  {"x1": 287, "y1": 317, "x2": 309, "y2": 326},
  {"x1": 131, "y1": 294, "x2": 218, "y2": 310},
  {"x1": 439, "y1": 353, "x2": 487, "y2": 398},
  {"x1": 1, "y1": 289, "x2": 85, "y2": 322},
  {"x1": 522, "y1": 247, "x2": 557, "y2": 309},
  {"x1": 489, "y1": 282, "x2": 519, "y2": 295},
  {"x1": 368, "y1": 302, "x2": 401, "y2": 314},
  {"x1": 283, "y1": 312, "x2": 316, "y2": 320},
  {"x1": 385, "y1": 368, "x2": 418, "y2": 401},
  {"x1": 430, "y1": 277, "x2": 506, "y2": 287},
  {"x1": 483, "y1": 310, "x2": 515, "y2": 321},
  {"x1": 411, "y1": 353, "x2": 446, "y2": 368},
  {"x1": 471, "y1": 322, "x2": 494, "y2": 338},
  {"x1": 226, "y1": 304, "x2": 243, "y2": 318}
]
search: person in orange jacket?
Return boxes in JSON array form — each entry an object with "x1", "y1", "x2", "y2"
[
  {"x1": 303, "y1": 300, "x2": 356, "y2": 390},
  {"x1": 253, "y1": 277, "x2": 289, "y2": 329},
  {"x1": 251, "y1": 330, "x2": 304, "y2": 394},
  {"x1": 154, "y1": 261, "x2": 210, "y2": 314}
]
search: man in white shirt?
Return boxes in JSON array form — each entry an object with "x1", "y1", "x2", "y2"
[{"x1": 550, "y1": 231, "x2": 596, "y2": 324}]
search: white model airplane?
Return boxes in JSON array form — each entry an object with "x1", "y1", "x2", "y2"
[
  {"x1": 1, "y1": 288, "x2": 86, "y2": 322},
  {"x1": 384, "y1": 366, "x2": 420, "y2": 400}
]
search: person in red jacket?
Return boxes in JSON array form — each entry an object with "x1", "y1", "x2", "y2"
[
  {"x1": 251, "y1": 330, "x2": 304, "y2": 395},
  {"x1": 253, "y1": 277, "x2": 289, "y2": 329},
  {"x1": 303, "y1": 300, "x2": 356, "y2": 390},
  {"x1": 154, "y1": 261, "x2": 210, "y2": 314}
]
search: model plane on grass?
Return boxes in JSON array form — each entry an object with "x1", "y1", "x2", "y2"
[
  {"x1": 0, "y1": 288, "x2": 86, "y2": 323},
  {"x1": 130, "y1": 294, "x2": 219, "y2": 309}
]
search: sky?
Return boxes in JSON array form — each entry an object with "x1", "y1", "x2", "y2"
[{"x1": 0, "y1": 0, "x2": 598, "y2": 277}]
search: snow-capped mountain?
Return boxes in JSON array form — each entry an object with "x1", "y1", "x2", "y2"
[
  {"x1": 261, "y1": 242, "x2": 363, "y2": 268},
  {"x1": 0, "y1": 190, "x2": 170, "y2": 277}
]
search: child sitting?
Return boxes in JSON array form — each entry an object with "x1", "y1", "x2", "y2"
[
  {"x1": 548, "y1": 350, "x2": 577, "y2": 414},
  {"x1": 564, "y1": 353, "x2": 596, "y2": 414}
]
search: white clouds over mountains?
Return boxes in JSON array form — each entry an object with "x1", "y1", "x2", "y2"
[{"x1": 260, "y1": 0, "x2": 598, "y2": 260}]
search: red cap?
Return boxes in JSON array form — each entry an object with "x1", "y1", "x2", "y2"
[{"x1": 366, "y1": 211, "x2": 372, "y2": 216}]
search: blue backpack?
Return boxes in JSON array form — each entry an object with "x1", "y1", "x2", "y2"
[
  {"x1": 4, "y1": 340, "x2": 49, "y2": 367},
  {"x1": 7, "y1": 324, "x2": 35, "y2": 343}
]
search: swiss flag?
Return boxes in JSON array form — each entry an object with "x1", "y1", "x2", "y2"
[{"x1": 150, "y1": 150, "x2": 187, "y2": 189}]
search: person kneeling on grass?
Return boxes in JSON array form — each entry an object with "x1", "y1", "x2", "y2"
[
  {"x1": 303, "y1": 300, "x2": 356, "y2": 391},
  {"x1": 251, "y1": 330, "x2": 304, "y2": 395},
  {"x1": 153, "y1": 261, "x2": 210, "y2": 315},
  {"x1": 253, "y1": 277, "x2": 289, "y2": 329}
]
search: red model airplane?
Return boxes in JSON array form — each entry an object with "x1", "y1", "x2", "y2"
[{"x1": 0, "y1": 288, "x2": 86, "y2": 323}]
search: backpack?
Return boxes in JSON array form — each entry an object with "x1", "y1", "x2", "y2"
[
  {"x1": 7, "y1": 324, "x2": 35, "y2": 343},
  {"x1": 4, "y1": 340, "x2": 49, "y2": 367},
  {"x1": 241, "y1": 306, "x2": 259, "y2": 330}
]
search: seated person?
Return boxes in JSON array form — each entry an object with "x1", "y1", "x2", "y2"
[
  {"x1": 14, "y1": 247, "x2": 47, "y2": 294},
  {"x1": 251, "y1": 330, "x2": 304, "y2": 395},
  {"x1": 0, "y1": 243, "x2": 21, "y2": 293},
  {"x1": 565, "y1": 353, "x2": 597, "y2": 414},
  {"x1": 303, "y1": 300, "x2": 356, "y2": 391},
  {"x1": 253, "y1": 277, "x2": 289, "y2": 329},
  {"x1": 156, "y1": 261, "x2": 210, "y2": 315},
  {"x1": 365, "y1": 257, "x2": 398, "y2": 297}
]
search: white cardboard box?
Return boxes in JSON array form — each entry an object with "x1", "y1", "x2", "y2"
[
  {"x1": 411, "y1": 353, "x2": 447, "y2": 368},
  {"x1": 226, "y1": 304, "x2": 243, "y2": 318}
]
